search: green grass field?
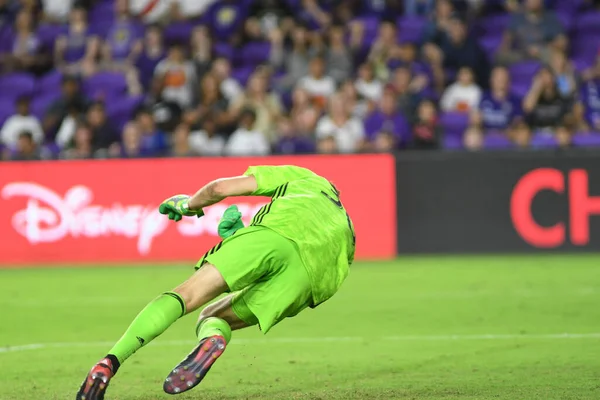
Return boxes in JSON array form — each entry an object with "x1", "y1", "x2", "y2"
[{"x1": 1, "y1": 255, "x2": 600, "y2": 400}]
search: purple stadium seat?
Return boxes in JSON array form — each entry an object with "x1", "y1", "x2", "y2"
[
  {"x1": 575, "y1": 11, "x2": 600, "y2": 34},
  {"x1": 0, "y1": 73, "x2": 36, "y2": 99},
  {"x1": 439, "y1": 112, "x2": 469, "y2": 138},
  {"x1": 239, "y1": 42, "x2": 271, "y2": 66},
  {"x1": 556, "y1": 12, "x2": 573, "y2": 32},
  {"x1": 36, "y1": 70, "x2": 63, "y2": 94},
  {"x1": 83, "y1": 72, "x2": 127, "y2": 99},
  {"x1": 571, "y1": 132, "x2": 600, "y2": 147},
  {"x1": 479, "y1": 35, "x2": 502, "y2": 55},
  {"x1": 509, "y1": 61, "x2": 541, "y2": 85},
  {"x1": 397, "y1": 17, "x2": 426, "y2": 43},
  {"x1": 0, "y1": 98, "x2": 16, "y2": 126},
  {"x1": 37, "y1": 24, "x2": 68, "y2": 50},
  {"x1": 30, "y1": 93, "x2": 61, "y2": 120},
  {"x1": 213, "y1": 42, "x2": 234, "y2": 60},
  {"x1": 106, "y1": 95, "x2": 144, "y2": 131},
  {"x1": 443, "y1": 135, "x2": 463, "y2": 150},
  {"x1": 571, "y1": 34, "x2": 600, "y2": 64},
  {"x1": 530, "y1": 132, "x2": 559, "y2": 149},
  {"x1": 511, "y1": 82, "x2": 531, "y2": 99},
  {"x1": 164, "y1": 22, "x2": 193, "y2": 45},
  {"x1": 475, "y1": 14, "x2": 509, "y2": 36},
  {"x1": 231, "y1": 66, "x2": 254, "y2": 86},
  {"x1": 88, "y1": 1, "x2": 114, "y2": 24},
  {"x1": 483, "y1": 133, "x2": 514, "y2": 150}
]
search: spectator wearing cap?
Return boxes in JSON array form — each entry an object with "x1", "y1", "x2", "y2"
[
  {"x1": 1, "y1": 96, "x2": 43, "y2": 148},
  {"x1": 364, "y1": 86, "x2": 410, "y2": 148},
  {"x1": 440, "y1": 66, "x2": 482, "y2": 113},
  {"x1": 523, "y1": 66, "x2": 572, "y2": 147},
  {"x1": 297, "y1": 56, "x2": 336, "y2": 110},
  {"x1": 43, "y1": 75, "x2": 89, "y2": 138},
  {"x1": 189, "y1": 113, "x2": 226, "y2": 156},
  {"x1": 464, "y1": 66, "x2": 525, "y2": 150},
  {"x1": 316, "y1": 93, "x2": 367, "y2": 153},
  {"x1": 54, "y1": 6, "x2": 99, "y2": 77},
  {"x1": 229, "y1": 71, "x2": 283, "y2": 143},
  {"x1": 581, "y1": 51, "x2": 600, "y2": 132},
  {"x1": 497, "y1": 0, "x2": 566, "y2": 65},
  {"x1": 411, "y1": 99, "x2": 441, "y2": 149},
  {"x1": 225, "y1": 108, "x2": 270, "y2": 156}
]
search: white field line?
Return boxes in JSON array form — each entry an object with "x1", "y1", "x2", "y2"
[{"x1": 1, "y1": 333, "x2": 599, "y2": 354}]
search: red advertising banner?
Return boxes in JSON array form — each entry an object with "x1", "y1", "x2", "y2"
[{"x1": 0, "y1": 154, "x2": 396, "y2": 266}]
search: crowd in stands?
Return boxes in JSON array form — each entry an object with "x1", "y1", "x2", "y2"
[{"x1": 1, "y1": 0, "x2": 600, "y2": 160}]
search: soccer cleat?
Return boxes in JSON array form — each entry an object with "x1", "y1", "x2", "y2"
[
  {"x1": 163, "y1": 335, "x2": 227, "y2": 395},
  {"x1": 75, "y1": 358, "x2": 115, "y2": 400}
]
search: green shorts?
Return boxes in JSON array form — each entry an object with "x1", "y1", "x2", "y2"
[{"x1": 197, "y1": 226, "x2": 312, "y2": 334}]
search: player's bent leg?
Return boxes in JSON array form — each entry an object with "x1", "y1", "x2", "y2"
[{"x1": 76, "y1": 265, "x2": 229, "y2": 400}]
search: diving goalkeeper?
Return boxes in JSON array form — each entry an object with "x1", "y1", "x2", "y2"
[{"x1": 76, "y1": 165, "x2": 356, "y2": 399}]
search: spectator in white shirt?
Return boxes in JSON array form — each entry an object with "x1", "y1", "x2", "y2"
[
  {"x1": 316, "y1": 93, "x2": 366, "y2": 153},
  {"x1": 153, "y1": 45, "x2": 197, "y2": 109},
  {"x1": 297, "y1": 56, "x2": 336, "y2": 109},
  {"x1": 225, "y1": 108, "x2": 270, "y2": 156},
  {"x1": 211, "y1": 57, "x2": 243, "y2": 102},
  {"x1": 1, "y1": 96, "x2": 43, "y2": 147},
  {"x1": 440, "y1": 66, "x2": 482, "y2": 113},
  {"x1": 42, "y1": 0, "x2": 74, "y2": 23},
  {"x1": 355, "y1": 62, "x2": 383, "y2": 102},
  {"x1": 189, "y1": 114, "x2": 226, "y2": 156}
]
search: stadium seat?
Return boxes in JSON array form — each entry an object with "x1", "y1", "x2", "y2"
[
  {"x1": 530, "y1": 132, "x2": 559, "y2": 149},
  {"x1": 439, "y1": 112, "x2": 469, "y2": 138},
  {"x1": 35, "y1": 70, "x2": 63, "y2": 94},
  {"x1": 0, "y1": 73, "x2": 36, "y2": 99},
  {"x1": 83, "y1": 71, "x2": 128, "y2": 99},
  {"x1": 571, "y1": 133, "x2": 600, "y2": 147},
  {"x1": 443, "y1": 135, "x2": 463, "y2": 150},
  {"x1": 239, "y1": 42, "x2": 271, "y2": 66},
  {"x1": 483, "y1": 133, "x2": 514, "y2": 150}
]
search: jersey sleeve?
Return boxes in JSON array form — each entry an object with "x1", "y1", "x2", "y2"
[{"x1": 244, "y1": 165, "x2": 316, "y2": 196}]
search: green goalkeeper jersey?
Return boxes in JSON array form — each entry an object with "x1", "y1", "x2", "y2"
[{"x1": 244, "y1": 165, "x2": 356, "y2": 306}]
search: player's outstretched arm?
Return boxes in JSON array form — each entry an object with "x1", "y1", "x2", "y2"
[{"x1": 188, "y1": 176, "x2": 258, "y2": 211}]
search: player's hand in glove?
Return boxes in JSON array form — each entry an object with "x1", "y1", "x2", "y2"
[
  {"x1": 218, "y1": 205, "x2": 245, "y2": 239},
  {"x1": 159, "y1": 194, "x2": 204, "y2": 222}
]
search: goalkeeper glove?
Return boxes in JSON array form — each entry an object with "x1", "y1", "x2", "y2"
[
  {"x1": 158, "y1": 194, "x2": 204, "y2": 222},
  {"x1": 218, "y1": 205, "x2": 245, "y2": 239}
]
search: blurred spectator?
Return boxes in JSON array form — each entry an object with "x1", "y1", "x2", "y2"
[
  {"x1": 274, "y1": 116, "x2": 315, "y2": 154},
  {"x1": 297, "y1": 56, "x2": 336, "y2": 109},
  {"x1": 440, "y1": 66, "x2": 482, "y2": 112},
  {"x1": 270, "y1": 24, "x2": 314, "y2": 93},
  {"x1": 135, "y1": 25, "x2": 166, "y2": 91},
  {"x1": 225, "y1": 108, "x2": 270, "y2": 156},
  {"x1": 549, "y1": 50, "x2": 577, "y2": 99},
  {"x1": 405, "y1": 0, "x2": 435, "y2": 16},
  {"x1": 43, "y1": 75, "x2": 89, "y2": 137},
  {"x1": 9, "y1": 131, "x2": 40, "y2": 160},
  {"x1": 55, "y1": 102, "x2": 83, "y2": 148},
  {"x1": 339, "y1": 79, "x2": 370, "y2": 119},
  {"x1": 364, "y1": 87, "x2": 410, "y2": 148},
  {"x1": 184, "y1": 73, "x2": 230, "y2": 131},
  {"x1": 229, "y1": 71, "x2": 282, "y2": 143},
  {"x1": 0, "y1": 0, "x2": 19, "y2": 30},
  {"x1": 464, "y1": 66, "x2": 525, "y2": 150},
  {"x1": 411, "y1": 99, "x2": 441, "y2": 149},
  {"x1": 317, "y1": 135, "x2": 337, "y2": 153},
  {"x1": 120, "y1": 121, "x2": 144, "y2": 158},
  {"x1": 326, "y1": 24, "x2": 354, "y2": 85},
  {"x1": 439, "y1": 16, "x2": 489, "y2": 87},
  {"x1": 190, "y1": 25, "x2": 212, "y2": 80},
  {"x1": 581, "y1": 53, "x2": 600, "y2": 131},
  {"x1": 355, "y1": 62, "x2": 383, "y2": 102},
  {"x1": 170, "y1": 123, "x2": 197, "y2": 157},
  {"x1": 60, "y1": 122, "x2": 93, "y2": 159},
  {"x1": 390, "y1": 66, "x2": 426, "y2": 116},
  {"x1": 153, "y1": 44, "x2": 197, "y2": 109},
  {"x1": 298, "y1": 0, "x2": 332, "y2": 29},
  {"x1": 102, "y1": 0, "x2": 143, "y2": 95},
  {"x1": 135, "y1": 108, "x2": 168, "y2": 156},
  {"x1": 41, "y1": 0, "x2": 74, "y2": 23},
  {"x1": 246, "y1": 0, "x2": 294, "y2": 41},
  {"x1": 4, "y1": 9, "x2": 45, "y2": 74},
  {"x1": 54, "y1": 7, "x2": 99, "y2": 77},
  {"x1": 211, "y1": 57, "x2": 242, "y2": 102},
  {"x1": 1, "y1": 96, "x2": 43, "y2": 147},
  {"x1": 421, "y1": 0, "x2": 455, "y2": 89},
  {"x1": 204, "y1": 0, "x2": 249, "y2": 46},
  {"x1": 316, "y1": 93, "x2": 366, "y2": 153},
  {"x1": 85, "y1": 100, "x2": 120, "y2": 155},
  {"x1": 189, "y1": 113, "x2": 226, "y2": 156},
  {"x1": 523, "y1": 66, "x2": 571, "y2": 146},
  {"x1": 387, "y1": 41, "x2": 431, "y2": 83},
  {"x1": 497, "y1": 0, "x2": 566, "y2": 65},
  {"x1": 368, "y1": 19, "x2": 397, "y2": 81}
]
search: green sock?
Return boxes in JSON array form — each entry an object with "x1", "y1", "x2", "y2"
[
  {"x1": 107, "y1": 292, "x2": 186, "y2": 365},
  {"x1": 195, "y1": 317, "x2": 232, "y2": 344}
]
